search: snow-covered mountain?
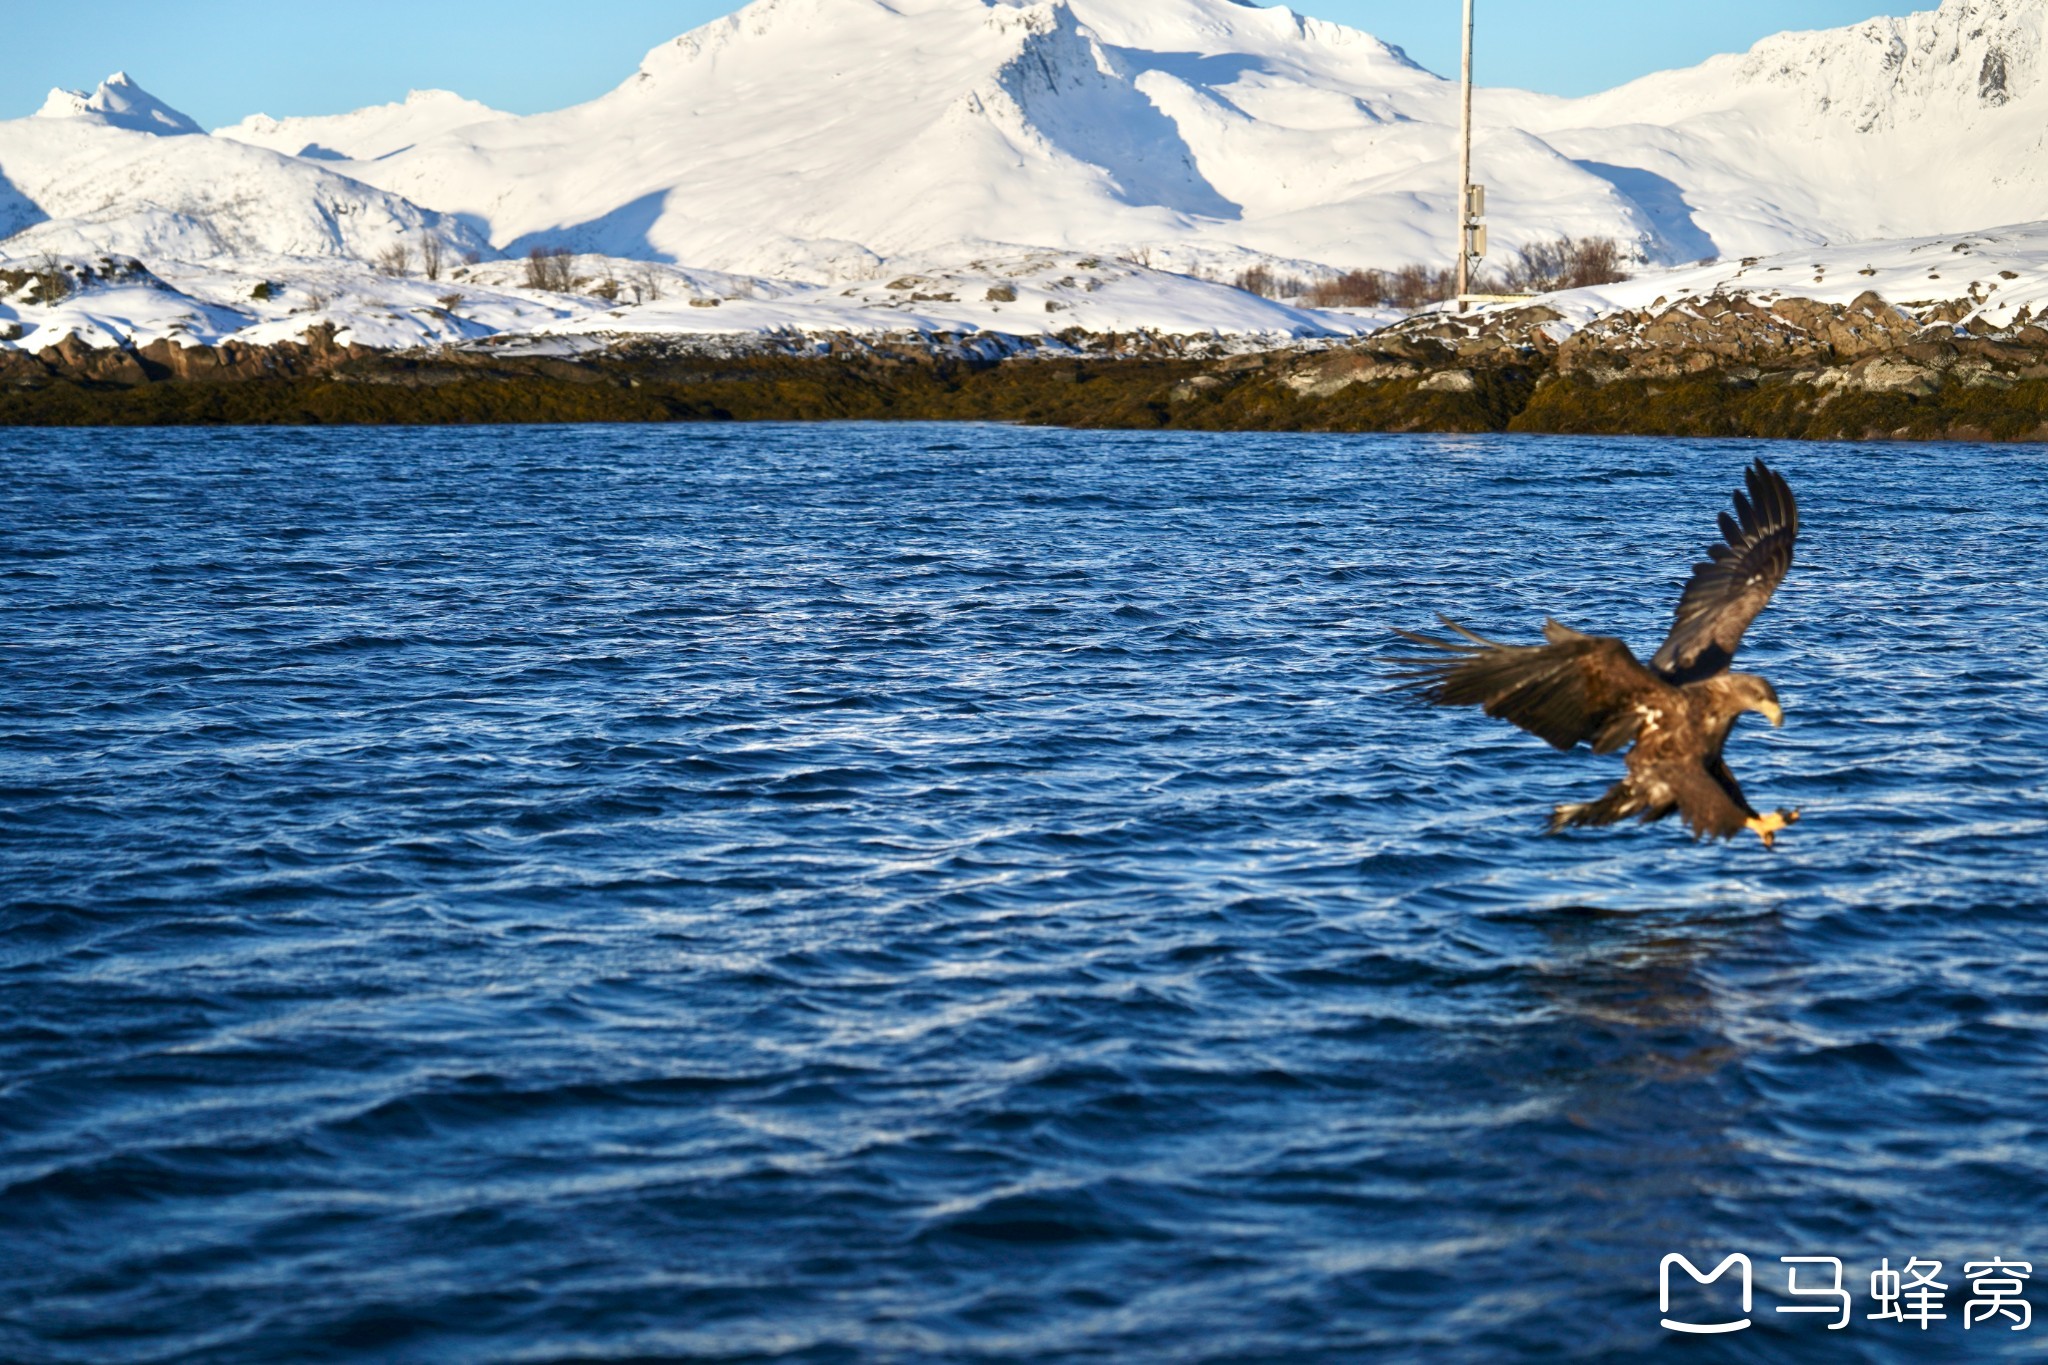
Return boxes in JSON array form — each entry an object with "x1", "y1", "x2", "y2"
[
  {"x1": 327, "y1": 0, "x2": 1476, "y2": 280},
  {"x1": 215, "y1": 90, "x2": 513, "y2": 163},
  {"x1": 1514, "y1": 0, "x2": 2048, "y2": 261},
  {"x1": 276, "y1": 0, "x2": 2048, "y2": 281},
  {"x1": 35, "y1": 72, "x2": 202, "y2": 137},
  {"x1": 1, "y1": 76, "x2": 484, "y2": 264},
  {"x1": 9, "y1": 0, "x2": 2048, "y2": 358}
]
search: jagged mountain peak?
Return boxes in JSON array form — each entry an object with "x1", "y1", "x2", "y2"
[
  {"x1": 626, "y1": 0, "x2": 1419, "y2": 90},
  {"x1": 632, "y1": 0, "x2": 1064, "y2": 87},
  {"x1": 35, "y1": 73, "x2": 202, "y2": 137},
  {"x1": 1734, "y1": 0, "x2": 2048, "y2": 127},
  {"x1": 1067, "y1": 0, "x2": 1424, "y2": 75}
]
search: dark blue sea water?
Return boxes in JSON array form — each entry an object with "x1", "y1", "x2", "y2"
[{"x1": 4, "y1": 422, "x2": 2047, "y2": 1364}]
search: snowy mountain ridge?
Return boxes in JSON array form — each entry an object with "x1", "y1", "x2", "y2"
[
  {"x1": 216, "y1": 90, "x2": 513, "y2": 163},
  {"x1": 35, "y1": 72, "x2": 203, "y2": 137},
  {"x1": 21, "y1": 0, "x2": 2048, "y2": 279},
  {"x1": 1734, "y1": 0, "x2": 2044, "y2": 129},
  {"x1": 282, "y1": 0, "x2": 2048, "y2": 284},
  {"x1": 12, "y1": 0, "x2": 2048, "y2": 359},
  {"x1": 2, "y1": 73, "x2": 484, "y2": 266}
]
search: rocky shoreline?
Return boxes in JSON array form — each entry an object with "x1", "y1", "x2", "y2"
[{"x1": 8, "y1": 292, "x2": 2048, "y2": 442}]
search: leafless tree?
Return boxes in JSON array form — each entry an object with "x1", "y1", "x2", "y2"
[
  {"x1": 524, "y1": 246, "x2": 577, "y2": 292},
  {"x1": 1233, "y1": 265, "x2": 1309, "y2": 301},
  {"x1": 420, "y1": 236, "x2": 445, "y2": 282},
  {"x1": 27, "y1": 253, "x2": 74, "y2": 304},
  {"x1": 628, "y1": 263, "x2": 665, "y2": 304},
  {"x1": 1500, "y1": 236, "x2": 1629, "y2": 293},
  {"x1": 374, "y1": 243, "x2": 411, "y2": 278},
  {"x1": 1303, "y1": 270, "x2": 1385, "y2": 308}
]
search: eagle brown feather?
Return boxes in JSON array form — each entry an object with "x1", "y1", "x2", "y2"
[
  {"x1": 1651, "y1": 459, "x2": 1798, "y2": 684},
  {"x1": 1393, "y1": 460, "x2": 1801, "y2": 845}
]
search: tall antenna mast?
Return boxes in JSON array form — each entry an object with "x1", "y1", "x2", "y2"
[{"x1": 1454, "y1": 0, "x2": 1479, "y2": 311}]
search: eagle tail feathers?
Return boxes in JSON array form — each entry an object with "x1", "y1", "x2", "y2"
[{"x1": 1548, "y1": 782, "x2": 1647, "y2": 834}]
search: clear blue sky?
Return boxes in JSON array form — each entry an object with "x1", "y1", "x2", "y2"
[{"x1": 2, "y1": 0, "x2": 1914, "y2": 130}]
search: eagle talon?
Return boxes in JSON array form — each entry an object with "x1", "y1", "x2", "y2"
[{"x1": 1747, "y1": 809, "x2": 1798, "y2": 849}]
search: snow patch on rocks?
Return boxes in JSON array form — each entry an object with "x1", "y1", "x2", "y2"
[{"x1": 0, "y1": 248, "x2": 1370, "y2": 357}]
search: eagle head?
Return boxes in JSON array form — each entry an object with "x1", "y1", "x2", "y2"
[{"x1": 1728, "y1": 673, "x2": 1784, "y2": 728}]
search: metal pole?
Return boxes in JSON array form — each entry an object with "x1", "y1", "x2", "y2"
[{"x1": 1454, "y1": 0, "x2": 1475, "y2": 310}]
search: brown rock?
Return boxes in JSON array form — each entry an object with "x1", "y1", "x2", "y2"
[{"x1": 1847, "y1": 357, "x2": 1941, "y2": 395}]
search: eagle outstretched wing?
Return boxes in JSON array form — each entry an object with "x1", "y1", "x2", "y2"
[
  {"x1": 1391, "y1": 618, "x2": 1664, "y2": 754},
  {"x1": 1650, "y1": 459, "x2": 1799, "y2": 684}
]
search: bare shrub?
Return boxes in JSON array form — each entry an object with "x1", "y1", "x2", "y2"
[
  {"x1": 524, "y1": 246, "x2": 576, "y2": 292},
  {"x1": 1240, "y1": 262, "x2": 1484, "y2": 306},
  {"x1": 373, "y1": 243, "x2": 411, "y2": 278},
  {"x1": 1500, "y1": 236, "x2": 1629, "y2": 293},
  {"x1": 1233, "y1": 264, "x2": 1309, "y2": 301},
  {"x1": 2, "y1": 254, "x2": 77, "y2": 305},
  {"x1": 420, "y1": 236, "x2": 445, "y2": 282},
  {"x1": 546, "y1": 249, "x2": 577, "y2": 292},
  {"x1": 628, "y1": 264, "x2": 665, "y2": 304},
  {"x1": 32, "y1": 255, "x2": 76, "y2": 304},
  {"x1": 591, "y1": 271, "x2": 622, "y2": 302},
  {"x1": 437, "y1": 293, "x2": 464, "y2": 312},
  {"x1": 1285, "y1": 262, "x2": 1496, "y2": 311},
  {"x1": 1304, "y1": 270, "x2": 1386, "y2": 308},
  {"x1": 462, "y1": 249, "x2": 483, "y2": 267},
  {"x1": 1403, "y1": 264, "x2": 1468, "y2": 307},
  {"x1": 1350, "y1": 264, "x2": 1453, "y2": 309}
]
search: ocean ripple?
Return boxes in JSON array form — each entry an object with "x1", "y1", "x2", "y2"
[{"x1": 3, "y1": 424, "x2": 2046, "y2": 1363}]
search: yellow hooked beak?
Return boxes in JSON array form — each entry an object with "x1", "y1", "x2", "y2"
[{"x1": 1756, "y1": 700, "x2": 1784, "y2": 728}]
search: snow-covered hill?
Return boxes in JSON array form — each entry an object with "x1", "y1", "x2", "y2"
[
  {"x1": 1, "y1": 76, "x2": 484, "y2": 264},
  {"x1": 291, "y1": 0, "x2": 2048, "y2": 281},
  {"x1": 1515, "y1": 0, "x2": 2048, "y2": 262},
  {"x1": 332, "y1": 0, "x2": 1483, "y2": 280},
  {"x1": 0, "y1": 247, "x2": 1372, "y2": 356},
  {"x1": 10, "y1": 0, "x2": 2048, "y2": 359},
  {"x1": 215, "y1": 90, "x2": 513, "y2": 163}
]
